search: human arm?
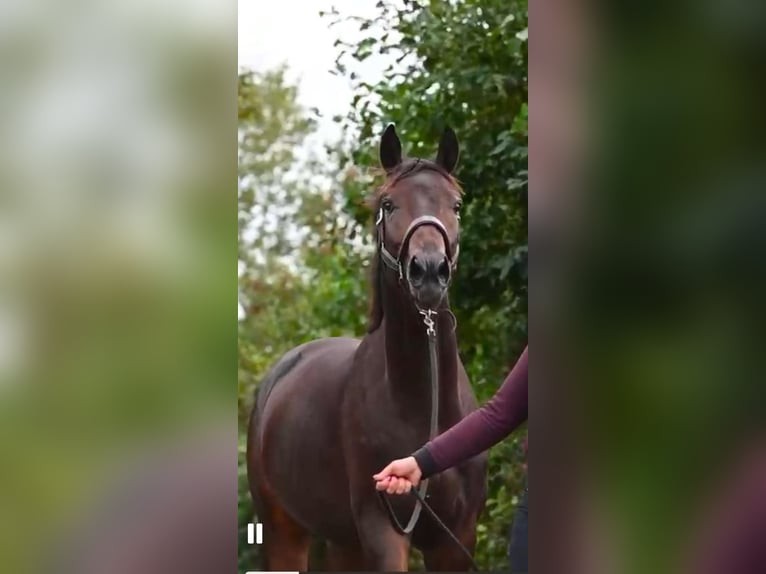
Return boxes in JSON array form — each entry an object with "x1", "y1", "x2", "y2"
[{"x1": 374, "y1": 346, "x2": 528, "y2": 491}]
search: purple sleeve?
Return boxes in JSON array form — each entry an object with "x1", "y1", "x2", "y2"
[
  {"x1": 687, "y1": 448, "x2": 766, "y2": 574},
  {"x1": 413, "y1": 346, "x2": 528, "y2": 478}
]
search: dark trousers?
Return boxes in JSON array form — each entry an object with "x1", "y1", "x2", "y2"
[{"x1": 508, "y1": 486, "x2": 528, "y2": 573}]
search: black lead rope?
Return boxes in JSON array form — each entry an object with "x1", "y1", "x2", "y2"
[
  {"x1": 378, "y1": 309, "x2": 438, "y2": 534},
  {"x1": 409, "y1": 486, "x2": 481, "y2": 572},
  {"x1": 377, "y1": 309, "x2": 480, "y2": 572},
  {"x1": 375, "y1": 209, "x2": 477, "y2": 569}
]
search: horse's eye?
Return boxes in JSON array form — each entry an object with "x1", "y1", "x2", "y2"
[{"x1": 382, "y1": 199, "x2": 395, "y2": 214}]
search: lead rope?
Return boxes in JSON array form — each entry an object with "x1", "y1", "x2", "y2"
[
  {"x1": 379, "y1": 308, "x2": 439, "y2": 534},
  {"x1": 377, "y1": 308, "x2": 480, "y2": 571},
  {"x1": 374, "y1": 205, "x2": 478, "y2": 569},
  {"x1": 410, "y1": 486, "x2": 480, "y2": 571}
]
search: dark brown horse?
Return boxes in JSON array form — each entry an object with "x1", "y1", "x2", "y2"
[{"x1": 247, "y1": 125, "x2": 487, "y2": 571}]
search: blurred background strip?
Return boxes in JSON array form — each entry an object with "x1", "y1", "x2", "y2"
[{"x1": 0, "y1": 0, "x2": 237, "y2": 572}]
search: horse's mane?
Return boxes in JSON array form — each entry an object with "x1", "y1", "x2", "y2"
[{"x1": 366, "y1": 158, "x2": 463, "y2": 333}]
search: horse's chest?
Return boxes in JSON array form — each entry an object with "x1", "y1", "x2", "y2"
[
  {"x1": 345, "y1": 390, "x2": 427, "y2": 451},
  {"x1": 381, "y1": 469, "x2": 467, "y2": 516},
  {"x1": 426, "y1": 469, "x2": 468, "y2": 509},
  {"x1": 357, "y1": 415, "x2": 432, "y2": 463},
  {"x1": 410, "y1": 471, "x2": 473, "y2": 546}
]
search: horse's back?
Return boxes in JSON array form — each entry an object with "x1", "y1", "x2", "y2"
[
  {"x1": 253, "y1": 336, "x2": 359, "y2": 426},
  {"x1": 248, "y1": 337, "x2": 361, "y2": 542}
]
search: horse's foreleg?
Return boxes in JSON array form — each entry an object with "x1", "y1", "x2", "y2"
[
  {"x1": 253, "y1": 480, "x2": 311, "y2": 572},
  {"x1": 421, "y1": 517, "x2": 478, "y2": 572},
  {"x1": 354, "y1": 503, "x2": 410, "y2": 571},
  {"x1": 324, "y1": 541, "x2": 366, "y2": 571},
  {"x1": 260, "y1": 506, "x2": 311, "y2": 571}
]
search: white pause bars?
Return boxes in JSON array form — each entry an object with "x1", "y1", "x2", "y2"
[{"x1": 246, "y1": 523, "x2": 263, "y2": 545}]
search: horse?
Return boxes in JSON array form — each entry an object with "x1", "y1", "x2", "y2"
[{"x1": 247, "y1": 124, "x2": 488, "y2": 571}]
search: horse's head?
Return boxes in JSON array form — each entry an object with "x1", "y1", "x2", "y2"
[{"x1": 373, "y1": 124, "x2": 463, "y2": 314}]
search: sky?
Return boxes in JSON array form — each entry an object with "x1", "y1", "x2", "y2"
[{"x1": 237, "y1": 0, "x2": 388, "y2": 147}]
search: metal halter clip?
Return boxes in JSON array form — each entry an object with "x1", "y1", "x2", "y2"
[{"x1": 419, "y1": 308, "x2": 437, "y2": 337}]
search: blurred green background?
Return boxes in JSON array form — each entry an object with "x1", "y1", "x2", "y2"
[
  {"x1": 0, "y1": 0, "x2": 236, "y2": 572},
  {"x1": 237, "y1": 0, "x2": 528, "y2": 570}
]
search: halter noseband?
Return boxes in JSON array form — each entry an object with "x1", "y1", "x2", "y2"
[{"x1": 376, "y1": 209, "x2": 460, "y2": 281}]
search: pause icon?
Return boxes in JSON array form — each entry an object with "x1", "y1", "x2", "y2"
[{"x1": 247, "y1": 523, "x2": 263, "y2": 545}]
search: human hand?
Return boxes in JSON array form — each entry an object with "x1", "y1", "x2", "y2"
[{"x1": 373, "y1": 456, "x2": 423, "y2": 495}]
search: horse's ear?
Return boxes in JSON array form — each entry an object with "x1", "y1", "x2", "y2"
[
  {"x1": 435, "y1": 126, "x2": 460, "y2": 173},
  {"x1": 379, "y1": 123, "x2": 402, "y2": 172}
]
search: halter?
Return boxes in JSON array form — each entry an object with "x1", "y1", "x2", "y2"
[{"x1": 375, "y1": 208, "x2": 460, "y2": 282}]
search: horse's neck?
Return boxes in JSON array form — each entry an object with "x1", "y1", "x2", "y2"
[{"x1": 382, "y1": 289, "x2": 463, "y2": 427}]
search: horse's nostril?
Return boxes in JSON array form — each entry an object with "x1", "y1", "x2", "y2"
[
  {"x1": 408, "y1": 253, "x2": 450, "y2": 289},
  {"x1": 408, "y1": 256, "x2": 426, "y2": 283},
  {"x1": 437, "y1": 258, "x2": 451, "y2": 283}
]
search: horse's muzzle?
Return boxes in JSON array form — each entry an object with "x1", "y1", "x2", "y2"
[{"x1": 406, "y1": 251, "x2": 450, "y2": 308}]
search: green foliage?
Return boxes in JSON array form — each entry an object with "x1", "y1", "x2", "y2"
[
  {"x1": 238, "y1": 67, "x2": 315, "y2": 260},
  {"x1": 238, "y1": 0, "x2": 527, "y2": 571}
]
